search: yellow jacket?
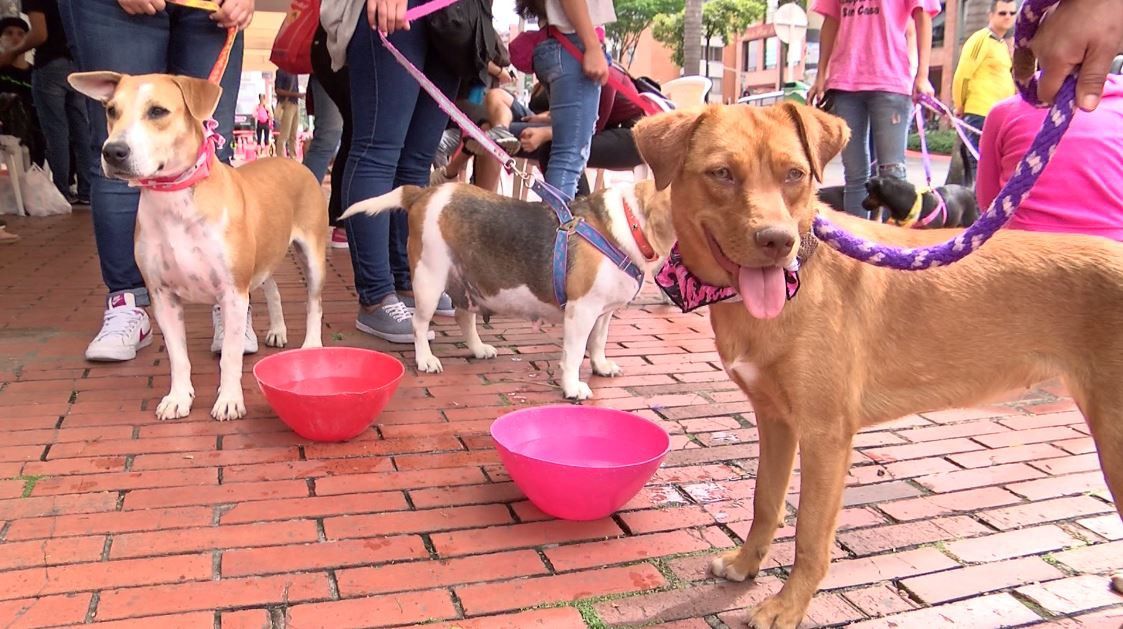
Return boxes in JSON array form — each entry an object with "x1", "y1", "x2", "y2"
[{"x1": 953, "y1": 28, "x2": 1015, "y2": 116}]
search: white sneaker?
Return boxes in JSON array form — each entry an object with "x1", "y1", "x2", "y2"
[
  {"x1": 211, "y1": 304, "x2": 259, "y2": 354},
  {"x1": 85, "y1": 293, "x2": 153, "y2": 362}
]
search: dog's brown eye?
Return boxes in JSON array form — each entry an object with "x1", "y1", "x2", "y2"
[
  {"x1": 709, "y1": 167, "x2": 733, "y2": 182},
  {"x1": 106, "y1": 106, "x2": 117, "y2": 119},
  {"x1": 147, "y1": 106, "x2": 170, "y2": 120},
  {"x1": 785, "y1": 168, "x2": 805, "y2": 183}
]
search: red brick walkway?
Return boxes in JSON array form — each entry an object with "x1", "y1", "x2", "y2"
[{"x1": 1, "y1": 211, "x2": 1121, "y2": 628}]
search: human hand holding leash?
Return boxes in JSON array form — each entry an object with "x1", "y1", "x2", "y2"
[
  {"x1": 118, "y1": 0, "x2": 166, "y2": 14},
  {"x1": 211, "y1": 0, "x2": 253, "y2": 30},
  {"x1": 368, "y1": 0, "x2": 410, "y2": 34},
  {"x1": 1026, "y1": 0, "x2": 1123, "y2": 110},
  {"x1": 913, "y1": 75, "x2": 935, "y2": 100}
]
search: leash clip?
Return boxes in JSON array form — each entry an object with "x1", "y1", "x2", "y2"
[{"x1": 558, "y1": 216, "x2": 585, "y2": 234}]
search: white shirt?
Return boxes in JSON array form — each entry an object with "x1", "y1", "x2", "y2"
[{"x1": 544, "y1": 0, "x2": 616, "y2": 34}]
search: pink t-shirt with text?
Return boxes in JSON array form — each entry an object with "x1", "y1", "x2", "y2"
[
  {"x1": 976, "y1": 75, "x2": 1123, "y2": 241},
  {"x1": 811, "y1": 0, "x2": 941, "y2": 95}
]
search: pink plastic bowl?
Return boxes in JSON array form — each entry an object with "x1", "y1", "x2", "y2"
[
  {"x1": 252, "y1": 347, "x2": 404, "y2": 442},
  {"x1": 491, "y1": 405, "x2": 671, "y2": 521}
]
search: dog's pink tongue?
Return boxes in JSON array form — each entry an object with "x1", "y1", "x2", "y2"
[{"x1": 737, "y1": 266, "x2": 786, "y2": 319}]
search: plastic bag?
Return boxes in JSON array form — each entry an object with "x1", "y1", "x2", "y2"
[{"x1": 23, "y1": 164, "x2": 71, "y2": 217}]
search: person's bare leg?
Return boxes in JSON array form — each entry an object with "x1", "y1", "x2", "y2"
[
  {"x1": 485, "y1": 89, "x2": 515, "y2": 129},
  {"x1": 474, "y1": 154, "x2": 502, "y2": 192}
]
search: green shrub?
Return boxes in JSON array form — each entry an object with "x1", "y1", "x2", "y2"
[{"x1": 907, "y1": 129, "x2": 956, "y2": 155}]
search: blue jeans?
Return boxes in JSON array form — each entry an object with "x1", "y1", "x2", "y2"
[
  {"x1": 533, "y1": 34, "x2": 602, "y2": 200},
  {"x1": 60, "y1": 0, "x2": 244, "y2": 305},
  {"x1": 342, "y1": 7, "x2": 458, "y2": 306},
  {"x1": 831, "y1": 90, "x2": 912, "y2": 218},
  {"x1": 302, "y1": 75, "x2": 343, "y2": 184},
  {"x1": 32, "y1": 57, "x2": 92, "y2": 199}
]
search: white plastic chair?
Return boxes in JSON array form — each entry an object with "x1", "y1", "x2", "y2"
[{"x1": 660, "y1": 76, "x2": 713, "y2": 109}]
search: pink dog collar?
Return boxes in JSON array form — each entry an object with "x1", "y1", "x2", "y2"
[{"x1": 133, "y1": 119, "x2": 224, "y2": 192}]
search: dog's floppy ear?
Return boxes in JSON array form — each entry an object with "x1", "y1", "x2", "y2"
[
  {"x1": 171, "y1": 75, "x2": 223, "y2": 121},
  {"x1": 633, "y1": 108, "x2": 702, "y2": 191},
  {"x1": 68, "y1": 71, "x2": 124, "y2": 103},
  {"x1": 780, "y1": 102, "x2": 849, "y2": 183}
]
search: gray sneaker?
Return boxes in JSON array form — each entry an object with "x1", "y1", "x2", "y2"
[
  {"x1": 355, "y1": 294, "x2": 434, "y2": 344},
  {"x1": 466, "y1": 126, "x2": 520, "y2": 157},
  {"x1": 401, "y1": 292, "x2": 455, "y2": 317},
  {"x1": 433, "y1": 128, "x2": 462, "y2": 168}
]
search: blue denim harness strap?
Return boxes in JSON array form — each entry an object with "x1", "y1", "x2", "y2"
[{"x1": 529, "y1": 174, "x2": 644, "y2": 308}]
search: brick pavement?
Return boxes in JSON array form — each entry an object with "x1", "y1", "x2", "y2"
[{"x1": 0, "y1": 211, "x2": 1120, "y2": 628}]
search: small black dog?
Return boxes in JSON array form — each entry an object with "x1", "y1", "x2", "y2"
[{"x1": 863, "y1": 176, "x2": 979, "y2": 228}]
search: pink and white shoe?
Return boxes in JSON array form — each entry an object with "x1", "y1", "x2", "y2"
[
  {"x1": 85, "y1": 293, "x2": 152, "y2": 362},
  {"x1": 331, "y1": 227, "x2": 349, "y2": 249}
]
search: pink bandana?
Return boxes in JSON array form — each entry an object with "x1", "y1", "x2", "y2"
[{"x1": 654, "y1": 242, "x2": 807, "y2": 313}]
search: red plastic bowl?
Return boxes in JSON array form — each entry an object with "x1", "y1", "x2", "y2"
[
  {"x1": 253, "y1": 347, "x2": 404, "y2": 442},
  {"x1": 491, "y1": 405, "x2": 671, "y2": 521}
]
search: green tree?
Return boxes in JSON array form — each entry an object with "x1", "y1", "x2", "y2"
[
  {"x1": 606, "y1": 0, "x2": 684, "y2": 68},
  {"x1": 653, "y1": 0, "x2": 766, "y2": 75}
]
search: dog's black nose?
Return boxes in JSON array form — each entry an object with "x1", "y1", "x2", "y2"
[
  {"x1": 755, "y1": 227, "x2": 796, "y2": 258},
  {"x1": 102, "y1": 142, "x2": 131, "y2": 166}
]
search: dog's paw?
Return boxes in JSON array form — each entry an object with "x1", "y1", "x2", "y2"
[
  {"x1": 265, "y1": 326, "x2": 288, "y2": 348},
  {"x1": 563, "y1": 382, "x2": 594, "y2": 401},
  {"x1": 416, "y1": 354, "x2": 444, "y2": 374},
  {"x1": 747, "y1": 594, "x2": 804, "y2": 629},
  {"x1": 471, "y1": 343, "x2": 498, "y2": 360},
  {"x1": 211, "y1": 390, "x2": 246, "y2": 421},
  {"x1": 592, "y1": 360, "x2": 622, "y2": 377},
  {"x1": 711, "y1": 551, "x2": 752, "y2": 583},
  {"x1": 155, "y1": 390, "x2": 194, "y2": 421}
]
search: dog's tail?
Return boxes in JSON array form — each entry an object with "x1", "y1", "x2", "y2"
[{"x1": 339, "y1": 185, "x2": 425, "y2": 221}]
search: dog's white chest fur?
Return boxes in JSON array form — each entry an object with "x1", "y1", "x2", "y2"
[{"x1": 135, "y1": 190, "x2": 232, "y2": 304}]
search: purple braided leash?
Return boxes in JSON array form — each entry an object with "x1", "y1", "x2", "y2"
[{"x1": 812, "y1": 0, "x2": 1076, "y2": 269}]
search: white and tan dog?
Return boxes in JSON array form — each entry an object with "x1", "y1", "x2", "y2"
[
  {"x1": 69, "y1": 72, "x2": 327, "y2": 421},
  {"x1": 341, "y1": 181, "x2": 675, "y2": 399}
]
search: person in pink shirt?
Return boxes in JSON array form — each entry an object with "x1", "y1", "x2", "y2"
[
  {"x1": 976, "y1": 62, "x2": 1123, "y2": 241},
  {"x1": 809, "y1": 0, "x2": 941, "y2": 219}
]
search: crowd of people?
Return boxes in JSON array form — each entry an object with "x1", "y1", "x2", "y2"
[{"x1": 0, "y1": 0, "x2": 1119, "y2": 361}]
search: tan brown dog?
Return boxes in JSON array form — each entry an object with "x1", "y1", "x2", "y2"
[
  {"x1": 340, "y1": 180, "x2": 675, "y2": 399},
  {"x1": 69, "y1": 72, "x2": 327, "y2": 421},
  {"x1": 633, "y1": 103, "x2": 1123, "y2": 628}
]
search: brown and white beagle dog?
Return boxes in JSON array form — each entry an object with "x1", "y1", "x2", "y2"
[{"x1": 340, "y1": 180, "x2": 676, "y2": 399}]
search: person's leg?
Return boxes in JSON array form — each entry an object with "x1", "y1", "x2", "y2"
[
  {"x1": 343, "y1": 6, "x2": 450, "y2": 341},
  {"x1": 302, "y1": 75, "x2": 343, "y2": 183},
  {"x1": 961, "y1": 113, "x2": 985, "y2": 186},
  {"x1": 485, "y1": 88, "x2": 515, "y2": 128},
  {"x1": 63, "y1": 59, "x2": 92, "y2": 201},
  {"x1": 584, "y1": 127, "x2": 642, "y2": 171},
  {"x1": 62, "y1": 0, "x2": 174, "y2": 305},
  {"x1": 311, "y1": 23, "x2": 351, "y2": 227},
  {"x1": 61, "y1": 0, "x2": 171, "y2": 360},
  {"x1": 166, "y1": 7, "x2": 245, "y2": 164},
  {"x1": 534, "y1": 34, "x2": 602, "y2": 200},
  {"x1": 390, "y1": 43, "x2": 458, "y2": 299},
  {"x1": 868, "y1": 91, "x2": 912, "y2": 184},
  {"x1": 30, "y1": 58, "x2": 75, "y2": 198},
  {"x1": 277, "y1": 102, "x2": 295, "y2": 157},
  {"x1": 830, "y1": 91, "x2": 874, "y2": 218}
]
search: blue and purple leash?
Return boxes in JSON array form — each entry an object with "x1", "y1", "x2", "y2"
[{"x1": 813, "y1": 0, "x2": 1075, "y2": 269}]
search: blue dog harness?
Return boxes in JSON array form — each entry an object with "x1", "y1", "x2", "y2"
[{"x1": 532, "y1": 178, "x2": 646, "y2": 308}]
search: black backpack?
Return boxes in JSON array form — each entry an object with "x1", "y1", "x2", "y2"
[{"x1": 425, "y1": 0, "x2": 498, "y2": 89}]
